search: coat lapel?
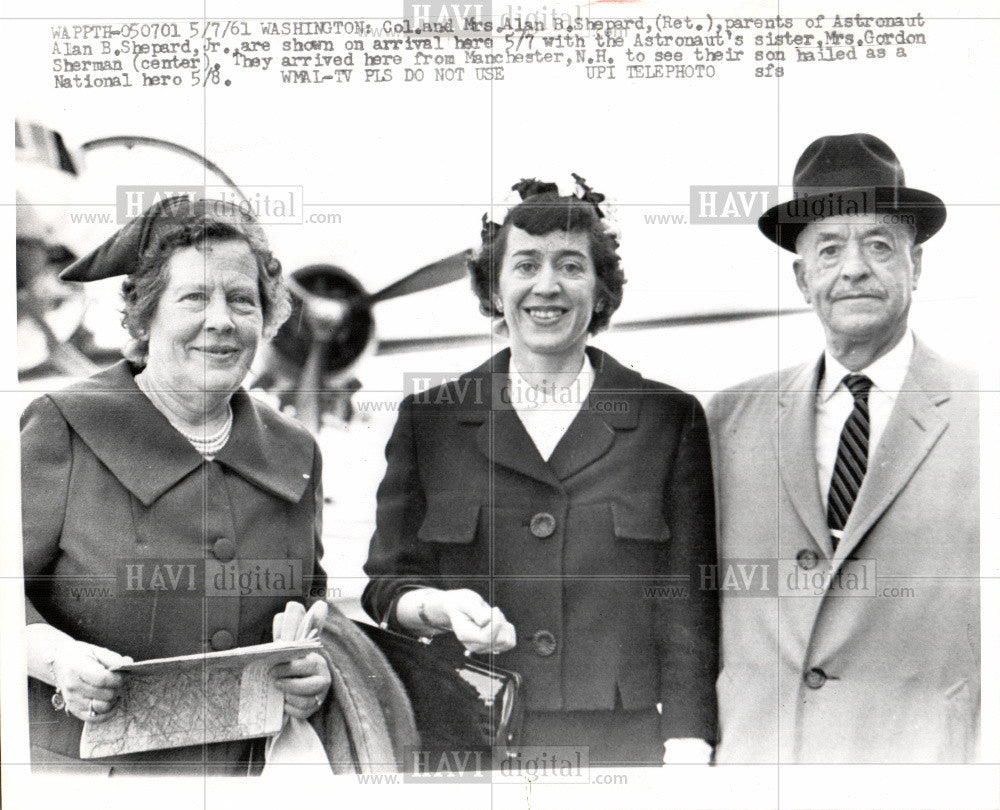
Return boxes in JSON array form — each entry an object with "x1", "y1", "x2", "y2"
[
  {"x1": 777, "y1": 357, "x2": 834, "y2": 557},
  {"x1": 545, "y1": 410, "x2": 615, "y2": 481},
  {"x1": 477, "y1": 408, "x2": 564, "y2": 488},
  {"x1": 214, "y1": 389, "x2": 315, "y2": 503},
  {"x1": 833, "y1": 340, "x2": 950, "y2": 564},
  {"x1": 457, "y1": 347, "x2": 639, "y2": 486},
  {"x1": 50, "y1": 361, "x2": 204, "y2": 506},
  {"x1": 457, "y1": 350, "x2": 562, "y2": 487},
  {"x1": 546, "y1": 348, "x2": 639, "y2": 480}
]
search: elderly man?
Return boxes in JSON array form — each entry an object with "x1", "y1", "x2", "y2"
[{"x1": 708, "y1": 133, "x2": 979, "y2": 763}]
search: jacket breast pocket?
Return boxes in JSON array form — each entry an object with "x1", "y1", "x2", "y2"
[
  {"x1": 611, "y1": 499, "x2": 671, "y2": 543},
  {"x1": 417, "y1": 501, "x2": 483, "y2": 578},
  {"x1": 417, "y1": 501, "x2": 481, "y2": 544},
  {"x1": 600, "y1": 499, "x2": 671, "y2": 578}
]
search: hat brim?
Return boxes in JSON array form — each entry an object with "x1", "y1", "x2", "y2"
[{"x1": 758, "y1": 186, "x2": 946, "y2": 253}]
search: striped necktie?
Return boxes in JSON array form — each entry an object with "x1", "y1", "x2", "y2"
[{"x1": 826, "y1": 373, "x2": 874, "y2": 546}]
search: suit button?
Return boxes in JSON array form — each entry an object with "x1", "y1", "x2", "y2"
[
  {"x1": 796, "y1": 549, "x2": 819, "y2": 570},
  {"x1": 210, "y1": 630, "x2": 234, "y2": 651},
  {"x1": 212, "y1": 537, "x2": 236, "y2": 562},
  {"x1": 804, "y1": 667, "x2": 827, "y2": 689},
  {"x1": 531, "y1": 630, "x2": 557, "y2": 657},
  {"x1": 529, "y1": 513, "x2": 556, "y2": 538}
]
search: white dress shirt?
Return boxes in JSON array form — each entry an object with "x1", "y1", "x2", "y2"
[
  {"x1": 508, "y1": 354, "x2": 595, "y2": 461},
  {"x1": 816, "y1": 331, "x2": 915, "y2": 523}
]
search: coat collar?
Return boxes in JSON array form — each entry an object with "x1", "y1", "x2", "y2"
[
  {"x1": 455, "y1": 347, "x2": 642, "y2": 484},
  {"x1": 49, "y1": 360, "x2": 315, "y2": 506}
]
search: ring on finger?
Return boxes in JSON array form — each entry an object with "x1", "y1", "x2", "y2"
[
  {"x1": 51, "y1": 688, "x2": 67, "y2": 713},
  {"x1": 87, "y1": 698, "x2": 97, "y2": 719}
]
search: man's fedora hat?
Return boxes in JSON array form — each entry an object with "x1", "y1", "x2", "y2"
[{"x1": 758, "y1": 133, "x2": 946, "y2": 253}]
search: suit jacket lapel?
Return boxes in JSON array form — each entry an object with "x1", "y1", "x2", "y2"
[
  {"x1": 777, "y1": 357, "x2": 834, "y2": 557},
  {"x1": 477, "y1": 408, "x2": 564, "y2": 488},
  {"x1": 834, "y1": 341, "x2": 950, "y2": 564},
  {"x1": 458, "y1": 347, "x2": 638, "y2": 486},
  {"x1": 546, "y1": 347, "x2": 639, "y2": 480},
  {"x1": 545, "y1": 410, "x2": 616, "y2": 481},
  {"x1": 459, "y1": 350, "x2": 562, "y2": 487}
]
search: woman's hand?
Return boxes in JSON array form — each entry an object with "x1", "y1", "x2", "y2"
[
  {"x1": 51, "y1": 641, "x2": 132, "y2": 724},
  {"x1": 398, "y1": 588, "x2": 517, "y2": 655},
  {"x1": 272, "y1": 652, "x2": 332, "y2": 720},
  {"x1": 271, "y1": 601, "x2": 332, "y2": 719}
]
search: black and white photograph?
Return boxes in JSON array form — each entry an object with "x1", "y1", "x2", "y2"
[{"x1": 2, "y1": 1, "x2": 998, "y2": 808}]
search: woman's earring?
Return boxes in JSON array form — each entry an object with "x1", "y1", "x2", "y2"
[{"x1": 495, "y1": 299, "x2": 504, "y2": 314}]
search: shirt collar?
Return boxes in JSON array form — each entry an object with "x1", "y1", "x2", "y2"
[
  {"x1": 819, "y1": 330, "x2": 915, "y2": 403},
  {"x1": 507, "y1": 352, "x2": 595, "y2": 408}
]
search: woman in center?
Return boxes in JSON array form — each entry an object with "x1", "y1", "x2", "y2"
[{"x1": 362, "y1": 177, "x2": 718, "y2": 766}]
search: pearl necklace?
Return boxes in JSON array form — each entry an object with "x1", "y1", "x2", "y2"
[
  {"x1": 177, "y1": 408, "x2": 233, "y2": 457},
  {"x1": 135, "y1": 372, "x2": 234, "y2": 458}
]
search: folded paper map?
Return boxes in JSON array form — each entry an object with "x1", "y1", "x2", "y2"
[{"x1": 79, "y1": 638, "x2": 321, "y2": 759}]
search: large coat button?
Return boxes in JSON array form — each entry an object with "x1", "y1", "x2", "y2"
[
  {"x1": 210, "y1": 629, "x2": 234, "y2": 651},
  {"x1": 529, "y1": 513, "x2": 556, "y2": 538},
  {"x1": 212, "y1": 537, "x2": 236, "y2": 562},
  {"x1": 796, "y1": 549, "x2": 819, "y2": 570},
  {"x1": 531, "y1": 630, "x2": 557, "y2": 657},
  {"x1": 803, "y1": 667, "x2": 827, "y2": 689}
]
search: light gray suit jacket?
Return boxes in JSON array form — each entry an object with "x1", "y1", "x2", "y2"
[{"x1": 707, "y1": 337, "x2": 980, "y2": 763}]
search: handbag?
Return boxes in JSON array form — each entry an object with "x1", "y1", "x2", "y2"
[{"x1": 354, "y1": 621, "x2": 523, "y2": 764}]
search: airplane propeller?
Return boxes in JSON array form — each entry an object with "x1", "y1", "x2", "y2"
[{"x1": 262, "y1": 251, "x2": 473, "y2": 432}]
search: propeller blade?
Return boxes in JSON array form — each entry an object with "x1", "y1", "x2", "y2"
[
  {"x1": 366, "y1": 250, "x2": 472, "y2": 305},
  {"x1": 293, "y1": 339, "x2": 328, "y2": 433},
  {"x1": 374, "y1": 306, "x2": 810, "y2": 355}
]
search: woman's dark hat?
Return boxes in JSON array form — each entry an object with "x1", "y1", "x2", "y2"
[
  {"x1": 59, "y1": 195, "x2": 255, "y2": 282},
  {"x1": 757, "y1": 133, "x2": 946, "y2": 253}
]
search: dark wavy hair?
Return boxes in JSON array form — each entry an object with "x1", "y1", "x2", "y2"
[
  {"x1": 469, "y1": 178, "x2": 625, "y2": 334},
  {"x1": 121, "y1": 214, "x2": 291, "y2": 364}
]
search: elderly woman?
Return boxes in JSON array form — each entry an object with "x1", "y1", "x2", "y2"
[
  {"x1": 363, "y1": 178, "x2": 719, "y2": 766},
  {"x1": 22, "y1": 197, "x2": 331, "y2": 775}
]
